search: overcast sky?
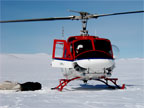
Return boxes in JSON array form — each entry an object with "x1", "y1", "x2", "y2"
[{"x1": 0, "y1": 0, "x2": 143, "y2": 58}]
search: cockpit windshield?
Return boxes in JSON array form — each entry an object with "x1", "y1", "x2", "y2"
[
  {"x1": 94, "y1": 40, "x2": 112, "y2": 55},
  {"x1": 74, "y1": 40, "x2": 93, "y2": 56}
]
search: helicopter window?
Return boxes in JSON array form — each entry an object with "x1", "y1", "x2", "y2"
[
  {"x1": 64, "y1": 48, "x2": 72, "y2": 59},
  {"x1": 55, "y1": 43, "x2": 64, "y2": 58},
  {"x1": 74, "y1": 40, "x2": 93, "y2": 56},
  {"x1": 70, "y1": 44, "x2": 73, "y2": 54},
  {"x1": 94, "y1": 40, "x2": 112, "y2": 55}
]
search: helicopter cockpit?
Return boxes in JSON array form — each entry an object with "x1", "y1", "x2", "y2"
[{"x1": 52, "y1": 36, "x2": 113, "y2": 61}]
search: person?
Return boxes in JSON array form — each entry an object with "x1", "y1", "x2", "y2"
[
  {"x1": 0, "y1": 81, "x2": 42, "y2": 91},
  {"x1": 76, "y1": 44, "x2": 83, "y2": 54}
]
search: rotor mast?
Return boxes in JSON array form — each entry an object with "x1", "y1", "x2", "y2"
[
  {"x1": 69, "y1": 10, "x2": 89, "y2": 36},
  {"x1": 81, "y1": 19, "x2": 88, "y2": 36}
]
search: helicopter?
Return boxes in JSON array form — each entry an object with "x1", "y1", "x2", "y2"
[{"x1": 0, "y1": 10, "x2": 144, "y2": 91}]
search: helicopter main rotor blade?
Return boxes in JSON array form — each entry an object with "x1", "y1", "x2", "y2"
[
  {"x1": 0, "y1": 10, "x2": 143, "y2": 23},
  {"x1": 92, "y1": 10, "x2": 144, "y2": 18},
  {"x1": 0, "y1": 16, "x2": 74, "y2": 23}
]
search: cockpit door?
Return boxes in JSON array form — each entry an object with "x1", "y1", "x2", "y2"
[
  {"x1": 52, "y1": 39, "x2": 73, "y2": 60},
  {"x1": 52, "y1": 39, "x2": 73, "y2": 68}
]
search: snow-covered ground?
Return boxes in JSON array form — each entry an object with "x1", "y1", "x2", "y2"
[{"x1": 0, "y1": 54, "x2": 144, "y2": 108}]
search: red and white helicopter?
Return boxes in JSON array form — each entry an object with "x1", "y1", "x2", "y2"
[{"x1": 0, "y1": 10, "x2": 144, "y2": 91}]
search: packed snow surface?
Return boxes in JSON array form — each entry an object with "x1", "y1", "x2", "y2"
[{"x1": 0, "y1": 54, "x2": 144, "y2": 108}]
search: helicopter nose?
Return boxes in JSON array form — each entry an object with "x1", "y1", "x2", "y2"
[{"x1": 76, "y1": 59, "x2": 115, "y2": 70}]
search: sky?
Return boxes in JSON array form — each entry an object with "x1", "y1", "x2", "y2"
[{"x1": 0, "y1": 0, "x2": 143, "y2": 58}]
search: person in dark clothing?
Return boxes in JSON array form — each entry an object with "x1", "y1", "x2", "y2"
[
  {"x1": 0, "y1": 81, "x2": 42, "y2": 91},
  {"x1": 20, "y1": 82, "x2": 42, "y2": 91}
]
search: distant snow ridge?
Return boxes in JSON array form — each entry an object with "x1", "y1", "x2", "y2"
[
  {"x1": 0, "y1": 53, "x2": 51, "y2": 60},
  {"x1": 118, "y1": 58, "x2": 144, "y2": 61}
]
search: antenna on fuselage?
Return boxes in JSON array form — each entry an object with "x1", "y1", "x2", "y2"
[{"x1": 62, "y1": 26, "x2": 64, "y2": 39}]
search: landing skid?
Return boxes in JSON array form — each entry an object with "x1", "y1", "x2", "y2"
[
  {"x1": 51, "y1": 77, "x2": 125, "y2": 91},
  {"x1": 96, "y1": 78, "x2": 125, "y2": 89}
]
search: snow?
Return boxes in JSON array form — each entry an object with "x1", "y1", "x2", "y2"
[{"x1": 0, "y1": 54, "x2": 144, "y2": 108}]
